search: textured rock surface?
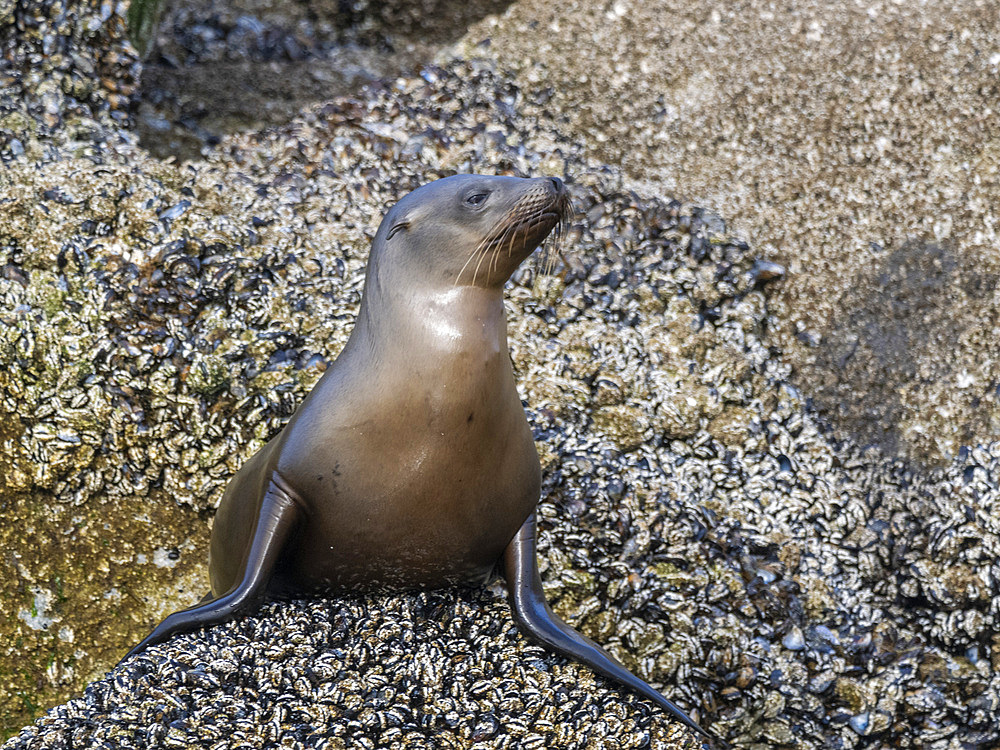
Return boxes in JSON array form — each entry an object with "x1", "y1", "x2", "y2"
[
  {"x1": 133, "y1": 0, "x2": 514, "y2": 160},
  {"x1": 3, "y1": 0, "x2": 1000, "y2": 747},
  {"x1": 2, "y1": 595, "x2": 699, "y2": 749},
  {"x1": 0, "y1": 0, "x2": 138, "y2": 144},
  {"x1": 457, "y1": 0, "x2": 1000, "y2": 466}
]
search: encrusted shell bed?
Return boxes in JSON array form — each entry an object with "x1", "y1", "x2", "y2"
[{"x1": 2, "y1": 0, "x2": 999, "y2": 747}]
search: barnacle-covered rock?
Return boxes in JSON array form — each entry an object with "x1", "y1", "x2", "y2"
[
  {"x1": 3, "y1": 0, "x2": 999, "y2": 746},
  {"x1": 2, "y1": 595, "x2": 700, "y2": 750}
]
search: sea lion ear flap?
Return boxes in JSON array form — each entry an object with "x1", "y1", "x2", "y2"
[{"x1": 387, "y1": 221, "x2": 409, "y2": 240}]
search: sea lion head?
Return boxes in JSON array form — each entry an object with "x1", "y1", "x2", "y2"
[{"x1": 370, "y1": 174, "x2": 570, "y2": 290}]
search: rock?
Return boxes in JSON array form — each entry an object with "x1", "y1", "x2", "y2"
[{"x1": 3, "y1": 0, "x2": 1000, "y2": 746}]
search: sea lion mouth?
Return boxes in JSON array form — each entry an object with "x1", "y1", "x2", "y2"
[{"x1": 456, "y1": 183, "x2": 572, "y2": 287}]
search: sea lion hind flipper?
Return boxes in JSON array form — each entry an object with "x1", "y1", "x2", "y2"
[
  {"x1": 118, "y1": 477, "x2": 302, "y2": 665},
  {"x1": 503, "y1": 513, "x2": 718, "y2": 746}
]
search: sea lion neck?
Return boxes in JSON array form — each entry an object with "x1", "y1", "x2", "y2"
[{"x1": 353, "y1": 281, "x2": 509, "y2": 362}]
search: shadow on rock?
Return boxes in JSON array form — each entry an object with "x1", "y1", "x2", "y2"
[
  {"x1": 136, "y1": 0, "x2": 514, "y2": 160},
  {"x1": 805, "y1": 239, "x2": 999, "y2": 466}
]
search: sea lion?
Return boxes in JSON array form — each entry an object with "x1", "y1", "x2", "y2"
[{"x1": 122, "y1": 174, "x2": 711, "y2": 741}]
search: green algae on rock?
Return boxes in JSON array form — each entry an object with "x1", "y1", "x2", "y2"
[{"x1": 125, "y1": 0, "x2": 166, "y2": 57}]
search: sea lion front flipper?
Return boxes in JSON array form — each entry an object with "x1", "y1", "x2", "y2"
[
  {"x1": 119, "y1": 477, "x2": 302, "y2": 664},
  {"x1": 503, "y1": 512, "x2": 714, "y2": 744}
]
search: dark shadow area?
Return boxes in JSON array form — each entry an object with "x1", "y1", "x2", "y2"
[
  {"x1": 797, "y1": 239, "x2": 1000, "y2": 466},
  {"x1": 136, "y1": 0, "x2": 513, "y2": 160}
]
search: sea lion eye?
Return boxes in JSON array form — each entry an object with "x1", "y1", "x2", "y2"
[
  {"x1": 464, "y1": 192, "x2": 489, "y2": 207},
  {"x1": 387, "y1": 222, "x2": 408, "y2": 240}
]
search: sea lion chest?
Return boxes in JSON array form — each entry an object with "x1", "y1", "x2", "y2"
[{"x1": 270, "y1": 299, "x2": 541, "y2": 593}]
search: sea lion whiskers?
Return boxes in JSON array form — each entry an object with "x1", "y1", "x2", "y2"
[
  {"x1": 495, "y1": 216, "x2": 523, "y2": 276},
  {"x1": 455, "y1": 223, "x2": 503, "y2": 287},
  {"x1": 454, "y1": 202, "x2": 519, "y2": 286},
  {"x1": 494, "y1": 208, "x2": 544, "y2": 278},
  {"x1": 492, "y1": 201, "x2": 556, "y2": 279},
  {"x1": 471, "y1": 231, "x2": 494, "y2": 286},
  {"x1": 454, "y1": 239, "x2": 488, "y2": 287},
  {"x1": 541, "y1": 216, "x2": 561, "y2": 276},
  {"x1": 532, "y1": 192, "x2": 572, "y2": 290},
  {"x1": 547, "y1": 190, "x2": 573, "y2": 270},
  {"x1": 484, "y1": 216, "x2": 514, "y2": 280},
  {"x1": 455, "y1": 203, "x2": 519, "y2": 286},
  {"x1": 454, "y1": 184, "x2": 568, "y2": 287}
]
